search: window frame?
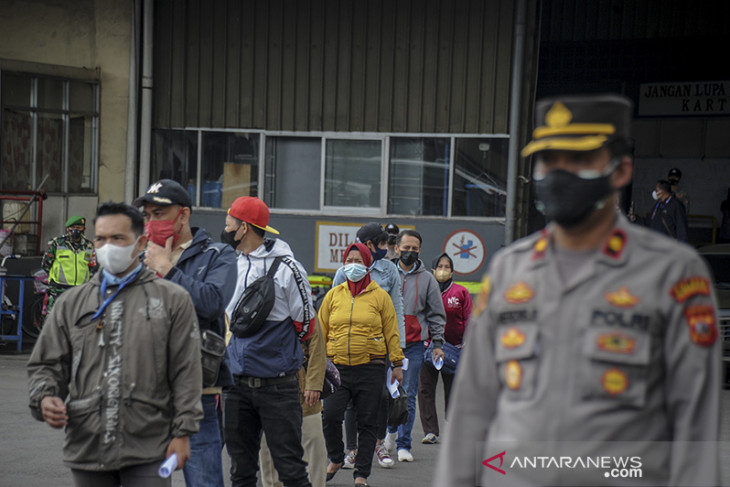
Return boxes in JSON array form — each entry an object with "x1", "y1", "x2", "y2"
[{"x1": 167, "y1": 127, "x2": 509, "y2": 221}]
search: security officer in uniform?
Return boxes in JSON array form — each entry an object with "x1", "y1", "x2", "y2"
[
  {"x1": 41, "y1": 215, "x2": 97, "y2": 318},
  {"x1": 434, "y1": 94, "x2": 721, "y2": 487}
]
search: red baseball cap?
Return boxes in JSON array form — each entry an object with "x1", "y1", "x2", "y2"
[{"x1": 227, "y1": 197, "x2": 279, "y2": 235}]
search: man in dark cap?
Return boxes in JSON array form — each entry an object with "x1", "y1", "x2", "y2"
[
  {"x1": 630, "y1": 179, "x2": 688, "y2": 241},
  {"x1": 41, "y1": 215, "x2": 97, "y2": 319},
  {"x1": 667, "y1": 167, "x2": 690, "y2": 211},
  {"x1": 134, "y1": 179, "x2": 237, "y2": 487},
  {"x1": 384, "y1": 223, "x2": 400, "y2": 260},
  {"x1": 434, "y1": 94, "x2": 720, "y2": 486}
]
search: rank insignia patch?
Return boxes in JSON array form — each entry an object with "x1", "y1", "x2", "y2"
[
  {"x1": 684, "y1": 305, "x2": 717, "y2": 346},
  {"x1": 597, "y1": 332, "x2": 636, "y2": 354},
  {"x1": 604, "y1": 287, "x2": 640, "y2": 308},
  {"x1": 532, "y1": 235, "x2": 548, "y2": 260},
  {"x1": 474, "y1": 275, "x2": 491, "y2": 317},
  {"x1": 501, "y1": 327, "x2": 526, "y2": 349},
  {"x1": 504, "y1": 282, "x2": 534, "y2": 304},
  {"x1": 505, "y1": 360, "x2": 523, "y2": 390},
  {"x1": 670, "y1": 277, "x2": 710, "y2": 303},
  {"x1": 602, "y1": 229, "x2": 627, "y2": 259},
  {"x1": 602, "y1": 368, "x2": 628, "y2": 395}
]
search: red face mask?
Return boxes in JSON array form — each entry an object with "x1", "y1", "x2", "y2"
[{"x1": 145, "y1": 208, "x2": 183, "y2": 247}]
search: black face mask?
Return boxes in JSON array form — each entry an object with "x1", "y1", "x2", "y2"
[
  {"x1": 69, "y1": 229, "x2": 82, "y2": 240},
  {"x1": 400, "y1": 251, "x2": 419, "y2": 267},
  {"x1": 534, "y1": 168, "x2": 615, "y2": 228},
  {"x1": 221, "y1": 226, "x2": 242, "y2": 249}
]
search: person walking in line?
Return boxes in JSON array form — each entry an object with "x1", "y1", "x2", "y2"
[
  {"x1": 332, "y1": 222, "x2": 404, "y2": 470},
  {"x1": 417, "y1": 253, "x2": 472, "y2": 445},
  {"x1": 41, "y1": 215, "x2": 97, "y2": 319},
  {"x1": 28, "y1": 202, "x2": 203, "y2": 487},
  {"x1": 134, "y1": 179, "x2": 237, "y2": 487},
  {"x1": 434, "y1": 94, "x2": 720, "y2": 486},
  {"x1": 320, "y1": 242, "x2": 404, "y2": 487},
  {"x1": 383, "y1": 229, "x2": 446, "y2": 463},
  {"x1": 222, "y1": 196, "x2": 316, "y2": 487}
]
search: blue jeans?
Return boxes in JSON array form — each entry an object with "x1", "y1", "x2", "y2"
[
  {"x1": 388, "y1": 342, "x2": 424, "y2": 451},
  {"x1": 183, "y1": 394, "x2": 225, "y2": 487}
]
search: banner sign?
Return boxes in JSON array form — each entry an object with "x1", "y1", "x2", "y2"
[{"x1": 639, "y1": 81, "x2": 729, "y2": 116}]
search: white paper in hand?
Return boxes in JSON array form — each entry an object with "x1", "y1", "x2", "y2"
[
  {"x1": 433, "y1": 355, "x2": 444, "y2": 370},
  {"x1": 402, "y1": 357, "x2": 409, "y2": 371},
  {"x1": 386, "y1": 368, "x2": 400, "y2": 398},
  {"x1": 158, "y1": 454, "x2": 178, "y2": 478}
]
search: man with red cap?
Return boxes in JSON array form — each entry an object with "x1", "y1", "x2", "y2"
[{"x1": 222, "y1": 196, "x2": 318, "y2": 487}]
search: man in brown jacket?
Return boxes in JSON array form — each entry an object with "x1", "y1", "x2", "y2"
[{"x1": 258, "y1": 317, "x2": 327, "y2": 487}]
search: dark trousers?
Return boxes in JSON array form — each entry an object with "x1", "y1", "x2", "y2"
[
  {"x1": 344, "y1": 378, "x2": 390, "y2": 450},
  {"x1": 224, "y1": 377, "x2": 311, "y2": 487},
  {"x1": 417, "y1": 362, "x2": 455, "y2": 437},
  {"x1": 71, "y1": 462, "x2": 169, "y2": 487},
  {"x1": 322, "y1": 363, "x2": 385, "y2": 480}
]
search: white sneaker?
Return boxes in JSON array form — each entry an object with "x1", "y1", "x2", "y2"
[
  {"x1": 383, "y1": 432, "x2": 397, "y2": 452},
  {"x1": 376, "y1": 444, "x2": 394, "y2": 468},
  {"x1": 343, "y1": 449, "x2": 356, "y2": 469},
  {"x1": 397, "y1": 448, "x2": 414, "y2": 462},
  {"x1": 421, "y1": 433, "x2": 439, "y2": 444}
]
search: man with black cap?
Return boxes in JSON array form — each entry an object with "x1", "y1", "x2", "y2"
[
  {"x1": 41, "y1": 215, "x2": 97, "y2": 318},
  {"x1": 434, "y1": 94, "x2": 720, "y2": 486},
  {"x1": 668, "y1": 167, "x2": 690, "y2": 211},
  {"x1": 134, "y1": 179, "x2": 237, "y2": 487},
  {"x1": 222, "y1": 196, "x2": 317, "y2": 487},
  {"x1": 384, "y1": 223, "x2": 400, "y2": 260},
  {"x1": 630, "y1": 179, "x2": 688, "y2": 241}
]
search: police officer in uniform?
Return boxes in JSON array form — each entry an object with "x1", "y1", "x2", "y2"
[
  {"x1": 434, "y1": 94, "x2": 721, "y2": 487},
  {"x1": 41, "y1": 215, "x2": 97, "y2": 318}
]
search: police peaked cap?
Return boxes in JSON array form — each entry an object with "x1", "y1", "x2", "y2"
[{"x1": 522, "y1": 94, "x2": 633, "y2": 157}]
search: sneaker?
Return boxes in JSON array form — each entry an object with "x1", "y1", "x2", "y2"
[
  {"x1": 397, "y1": 448, "x2": 414, "y2": 462},
  {"x1": 421, "y1": 433, "x2": 439, "y2": 444},
  {"x1": 376, "y1": 444, "x2": 394, "y2": 468},
  {"x1": 343, "y1": 449, "x2": 357, "y2": 469},
  {"x1": 383, "y1": 432, "x2": 397, "y2": 452}
]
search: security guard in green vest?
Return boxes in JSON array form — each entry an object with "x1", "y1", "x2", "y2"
[{"x1": 41, "y1": 215, "x2": 97, "y2": 318}]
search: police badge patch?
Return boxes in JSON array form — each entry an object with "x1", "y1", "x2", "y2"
[{"x1": 683, "y1": 305, "x2": 717, "y2": 347}]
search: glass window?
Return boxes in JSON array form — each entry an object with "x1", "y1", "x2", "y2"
[
  {"x1": 201, "y1": 132, "x2": 259, "y2": 208},
  {"x1": 36, "y1": 112, "x2": 64, "y2": 192},
  {"x1": 151, "y1": 129, "x2": 198, "y2": 202},
  {"x1": 1, "y1": 109, "x2": 32, "y2": 190},
  {"x1": 388, "y1": 137, "x2": 450, "y2": 216},
  {"x1": 265, "y1": 136, "x2": 321, "y2": 210},
  {"x1": 325, "y1": 139, "x2": 382, "y2": 208},
  {"x1": 0, "y1": 72, "x2": 99, "y2": 193},
  {"x1": 452, "y1": 137, "x2": 508, "y2": 217}
]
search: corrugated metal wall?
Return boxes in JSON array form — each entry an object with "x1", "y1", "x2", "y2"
[{"x1": 154, "y1": 0, "x2": 515, "y2": 134}]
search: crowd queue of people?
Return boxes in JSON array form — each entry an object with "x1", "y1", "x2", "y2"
[
  {"x1": 27, "y1": 92, "x2": 722, "y2": 487},
  {"x1": 27, "y1": 177, "x2": 472, "y2": 487}
]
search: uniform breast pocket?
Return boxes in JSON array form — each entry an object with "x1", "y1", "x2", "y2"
[
  {"x1": 577, "y1": 327, "x2": 650, "y2": 408},
  {"x1": 495, "y1": 323, "x2": 539, "y2": 401}
]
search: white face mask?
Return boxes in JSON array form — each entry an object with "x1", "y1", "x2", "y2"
[
  {"x1": 96, "y1": 238, "x2": 140, "y2": 275},
  {"x1": 652, "y1": 190, "x2": 660, "y2": 201}
]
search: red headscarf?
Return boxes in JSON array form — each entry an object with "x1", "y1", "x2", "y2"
[{"x1": 343, "y1": 242, "x2": 372, "y2": 297}]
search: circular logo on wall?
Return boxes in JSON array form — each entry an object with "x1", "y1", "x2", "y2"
[{"x1": 442, "y1": 229, "x2": 486, "y2": 276}]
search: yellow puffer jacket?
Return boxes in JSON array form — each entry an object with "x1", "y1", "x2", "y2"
[{"x1": 318, "y1": 280, "x2": 404, "y2": 367}]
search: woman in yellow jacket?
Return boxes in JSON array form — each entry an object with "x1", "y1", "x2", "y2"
[{"x1": 320, "y1": 242, "x2": 404, "y2": 487}]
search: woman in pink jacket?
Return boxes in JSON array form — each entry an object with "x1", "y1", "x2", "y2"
[{"x1": 417, "y1": 253, "x2": 473, "y2": 444}]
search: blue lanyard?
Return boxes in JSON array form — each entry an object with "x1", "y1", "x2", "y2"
[{"x1": 91, "y1": 269, "x2": 141, "y2": 321}]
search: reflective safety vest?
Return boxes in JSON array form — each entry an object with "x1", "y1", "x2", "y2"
[{"x1": 49, "y1": 245, "x2": 94, "y2": 286}]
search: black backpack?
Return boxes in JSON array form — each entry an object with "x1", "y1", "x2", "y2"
[{"x1": 230, "y1": 257, "x2": 283, "y2": 338}]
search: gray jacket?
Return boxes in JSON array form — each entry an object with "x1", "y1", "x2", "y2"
[
  {"x1": 434, "y1": 214, "x2": 721, "y2": 487},
  {"x1": 28, "y1": 268, "x2": 203, "y2": 471},
  {"x1": 396, "y1": 258, "x2": 446, "y2": 348}
]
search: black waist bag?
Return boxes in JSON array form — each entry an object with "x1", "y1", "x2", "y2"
[
  {"x1": 231, "y1": 257, "x2": 283, "y2": 338},
  {"x1": 200, "y1": 329, "x2": 226, "y2": 387}
]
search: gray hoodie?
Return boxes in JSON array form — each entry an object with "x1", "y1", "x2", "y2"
[{"x1": 396, "y1": 258, "x2": 446, "y2": 348}]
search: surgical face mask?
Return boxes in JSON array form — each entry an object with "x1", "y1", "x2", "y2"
[
  {"x1": 400, "y1": 251, "x2": 419, "y2": 267},
  {"x1": 68, "y1": 229, "x2": 82, "y2": 240},
  {"x1": 371, "y1": 247, "x2": 388, "y2": 261},
  {"x1": 533, "y1": 159, "x2": 618, "y2": 228},
  {"x1": 221, "y1": 226, "x2": 243, "y2": 249},
  {"x1": 343, "y1": 263, "x2": 368, "y2": 282},
  {"x1": 652, "y1": 190, "x2": 660, "y2": 201},
  {"x1": 434, "y1": 269, "x2": 452, "y2": 282},
  {"x1": 96, "y1": 238, "x2": 141, "y2": 275}
]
